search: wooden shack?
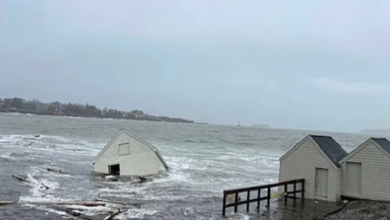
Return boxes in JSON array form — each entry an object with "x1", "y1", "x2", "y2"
[
  {"x1": 278, "y1": 135, "x2": 348, "y2": 202},
  {"x1": 339, "y1": 137, "x2": 390, "y2": 201},
  {"x1": 93, "y1": 129, "x2": 169, "y2": 176}
]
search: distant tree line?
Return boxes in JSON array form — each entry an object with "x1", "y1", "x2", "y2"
[{"x1": 0, "y1": 97, "x2": 194, "y2": 123}]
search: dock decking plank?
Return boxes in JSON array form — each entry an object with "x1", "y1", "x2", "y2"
[{"x1": 224, "y1": 198, "x2": 344, "y2": 219}]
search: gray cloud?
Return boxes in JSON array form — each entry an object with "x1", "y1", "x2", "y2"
[{"x1": 1, "y1": 0, "x2": 390, "y2": 131}]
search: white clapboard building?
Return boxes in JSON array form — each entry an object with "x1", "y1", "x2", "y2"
[
  {"x1": 93, "y1": 129, "x2": 169, "y2": 176},
  {"x1": 339, "y1": 137, "x2": 390, "y2": 201},
  {"x1": 278, "y1": 135, "x2": 348, "y2": 202}
]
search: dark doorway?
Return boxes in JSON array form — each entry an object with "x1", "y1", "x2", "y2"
[{"x1": 108, "y1": 164, "x2": 120, "y2": 175}]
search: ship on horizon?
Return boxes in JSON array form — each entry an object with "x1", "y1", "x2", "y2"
[{"x1": 253, "y1": 124, "x2": 270, "y2": 128}]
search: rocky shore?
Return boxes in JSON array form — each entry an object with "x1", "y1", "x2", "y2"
[{"x1": 327, "y1": 201, "x2": 390, "y2": 220}]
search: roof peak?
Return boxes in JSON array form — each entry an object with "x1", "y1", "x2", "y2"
[
  {"x1": 371, "y1": 137, "x2": 389, "y2": 141},
  {"x1": 309, "y1": 135, "x2": 347, "y2": 168},
  {"x1": 369, "y1": 137, "x2": 390, "y2": 156},
  {"x1": 309, "y1": 134, "x2": 333, "y2": 138}
]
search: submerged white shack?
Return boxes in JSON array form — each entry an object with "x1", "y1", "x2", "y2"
[
  {"x1": 339, "y1": 137, "x2": 390, "y2": 201},
  {"x1": 93, "y1": 130, "x2": 169, "y2": 176},
  {"x1": 278, "y1": 135, "x2": 348, "y2": 202}
]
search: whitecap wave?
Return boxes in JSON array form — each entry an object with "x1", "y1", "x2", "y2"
[{"x1": 1, "y1": 130, "x2": 284, "y2": 219}]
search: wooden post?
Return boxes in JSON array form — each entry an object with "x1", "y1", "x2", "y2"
[
  {"x1": 301, "y1": 179, "x2": 305, "y2": 202},
  {"x1": 266, "y1": 186, "x2": 270, "y2": 207},
  {"x1": 293, "y1": 181, "x2": 297, "y2": 199},
  {"x1": 284, "y1": 184, "x2": 288, "y2": 204},
  {"x1": 246, "y1": 190, "x2": 250, "y2": 212},
  {"x1": 257, "y1": 189, "x2": 261, "y2": 212},
  {"x1": 234, "y1": 192, "x2": 238, "y2": 213},
  {"x1": 222, "y1": 192, "x2": 227, "y2": 216}
]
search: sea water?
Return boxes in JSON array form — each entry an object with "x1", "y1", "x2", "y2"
[{"x1": 0, "y1": 113, "x2": 366, "y2": 219}]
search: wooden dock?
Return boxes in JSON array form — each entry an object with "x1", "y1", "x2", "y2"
[
  {"x1": 222, "y1": 179, "x2": 344, "y2": 219},
  {"x1": 247, "y1": 198, "x2": 344, "y2": 219}
]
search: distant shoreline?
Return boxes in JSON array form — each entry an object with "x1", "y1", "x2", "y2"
[
  {"x1": 0, "y1": 97, "x2": 194, "y2": 124},
  {"x1": 359, "y1": 129, "x2": 390, "y2": 136},
  {"x1": 0, "y1": 110, "x2": 194, "y2": 123}
]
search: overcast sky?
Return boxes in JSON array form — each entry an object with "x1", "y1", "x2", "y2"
[{"x1": 1, "y1": 0, "x2": 390, "y2": 132}]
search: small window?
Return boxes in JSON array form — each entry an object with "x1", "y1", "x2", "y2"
[{"x1": 118, "y1": 142, "x2": 130, "y2": 156}]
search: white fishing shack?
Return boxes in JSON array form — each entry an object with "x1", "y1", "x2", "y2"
[
  {"x1": 93, "y1": 129, "x2": 169, "y2": 176},
  {"x1": 339, "y1": 137, "x2": 390, "y2": 201},
  {"x1": 278, "y1": 135, "x2": 348, "y2": 202}
]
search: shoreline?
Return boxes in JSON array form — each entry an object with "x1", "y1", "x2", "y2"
[
  {"x1": 0, "y1": 97, "x2": 195, "y2": 124},
  {"x1": 0, "y1": 110, "x2": 194, "y2": 124}
]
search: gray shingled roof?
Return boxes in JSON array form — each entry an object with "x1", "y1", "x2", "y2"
[
  {"x1": 371, "y1": 137, "x2": 390, "y2": 155},
  {"x1": 310, "y1": 135, "x2": 348, "y2": 167}
]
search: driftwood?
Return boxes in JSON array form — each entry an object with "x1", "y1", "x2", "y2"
[
  {"x1": 1, "y1": 200, "x2": 105, "y2": 208},
  {"x1": 104, "y1": 175, "x2": 116, "y2": 179},
  {"x1": 38, "y1": 182, "x2": 50, "y2": 189},
  {"x1": 65, "y1": 211, "x2": 97, "y2": 220},
  {"x1": 0, "y1": 201, "x2": 15, "y2": 206},
  {"x1": 25, "y1": 142, "x2": 34, "y2": 147},
  {"x1": 53, "y1": 206, "x2": 98, "y2": 220},
  {"x1": 47, "y1": 167, "x2": 67, "y2": 174},
  {"x1": 12, "y1": 174, "x2": 50, "y2": 189},
  {"x1": 53, "y1": 206, "x2": 126, "y2": 220},
  {"x1": 12, "y1": 175, "x2": 28, "y2": 182},
  {"x1": 28, "y1": 201, "x2": 106, "y2": 207},
  {"x1": 104, "y1": 175, "x2": 119, "y2": 182},
  {"x1": 95, "y1": 198, "x2": 125, "y2": 206},
  {"x1": 103, "y1": 208, "x2": 124, "y2": 220},
  {"x1": 138, "y1": 176, "x2": 148, "y2": 183},
  {"x1": 95, "y1": 197, "x2": 142, "y2": 208},
  {"x1": 37, "y1": 180, "x2": 50, "y2": 190}
]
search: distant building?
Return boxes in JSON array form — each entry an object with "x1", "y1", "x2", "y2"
[
  {"x1": 36, "y1": 103, "x2": 48, "y2": 112},
  {"x1": 47, "y1": 104, "x2": 57, "y2": 113},
  {"x1": 93, "y1": 129, "x2": 169, "y2": 176},
  {"x1": 131, "y1": 110, "x2": 144, "y2": 118}
]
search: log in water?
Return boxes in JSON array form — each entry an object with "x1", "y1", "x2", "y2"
[
  {"x1": 24, "y1": 201, "x2": 106, "y2": 207},
  {"x1": 0, "y1": 201, "x2": 15, "y2": 206}
]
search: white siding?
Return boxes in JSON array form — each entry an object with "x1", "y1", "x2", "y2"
[
  {"x1": 278, "y1": 138, "x2": 341, "y2": 202},
  {"x1": 341, "y1": 141, "x2": 390, "y2": 200},
  {"x1": 94, "y1": 133, "x2": 167, "y2": 176}
]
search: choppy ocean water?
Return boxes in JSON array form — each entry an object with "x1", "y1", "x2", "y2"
[{"x1": 0, "y1": 113, "x2": 370, "y2": 219}]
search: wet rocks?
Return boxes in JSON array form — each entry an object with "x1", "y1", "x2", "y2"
[{"x1": 327, "y1": 201, "x2": 390, "y2": 220}]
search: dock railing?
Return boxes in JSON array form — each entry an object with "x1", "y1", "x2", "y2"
[{"x1": 222, "y1": 178, "x2": 305, "y2": 216}]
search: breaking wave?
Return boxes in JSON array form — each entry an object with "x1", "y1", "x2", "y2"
[{"x1": 0, "y1": 131, "x2": 279, "y2": 219}]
